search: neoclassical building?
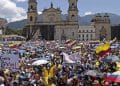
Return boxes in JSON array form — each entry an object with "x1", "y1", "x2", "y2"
[
  {"x1": 23, "y1": 0, "x2": 111, "y2": 41},
  {"x1": 79, "y1": 13, "x2": 111, "y2": 41},
  {"x1": 91, "y1": 13, "x2": 111, "y2": 41},
  {"x1": 78, "y1": 26, "x2": 95, "y2": 41}
]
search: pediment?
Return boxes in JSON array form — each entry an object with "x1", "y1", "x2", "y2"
[{"x1": 43, "y1": 7, "x2": 61, "y2": 13}]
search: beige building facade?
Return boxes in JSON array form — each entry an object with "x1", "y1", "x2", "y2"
[
  {"x1": 91, "y1": 13, "x2": 111, "y2": 40},
  {"x1": 23, "y1": 0, "x2": 111, "y2": 41}
]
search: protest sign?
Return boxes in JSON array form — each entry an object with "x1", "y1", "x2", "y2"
[{"x1": 0, "y1": 54, "x2": 20, "y2": 72}]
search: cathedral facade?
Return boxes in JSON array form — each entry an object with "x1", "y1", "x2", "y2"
[{"x1": 23, "y1": 0, "x2": 111, "y2": 41}]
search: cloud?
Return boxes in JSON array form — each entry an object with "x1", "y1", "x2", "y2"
[
  {"x1": 15, "y1": 0, "x2": 27, "y2": 2},
  {"x1": 38, "y1": 11, "x2": 42, "y2": 14},
  {"x1": 0, "y1": 0, "x2": 27, "y2": 22},
  {"x1": 84, "y1": 11, "x2": 94, "y2": 16}
]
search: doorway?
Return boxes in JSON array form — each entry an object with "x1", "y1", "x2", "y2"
[{"x1": 40, "y1": 25, "x2": 55, "y2": 40}]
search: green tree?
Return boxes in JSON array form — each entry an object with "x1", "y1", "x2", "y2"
[{"x1": 5, "y1": 27, "x2": 23, "y2": 35}]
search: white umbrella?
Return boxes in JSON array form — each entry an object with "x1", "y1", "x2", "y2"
[
  {"x1": 84, "y1": 70, "x2": 104, "y2": 77},
  {"x1": 101, "y1": 55, "x2": 120, "y2": 62},
  {"x1": 32, "y1": 60, "x2": 49, "y2": 66}
]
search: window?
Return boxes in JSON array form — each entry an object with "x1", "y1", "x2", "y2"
[
  {"x1": 86, "y1": 34, "x2": 88, "y2": 37},
  {"x1": 72, "y1": 3, "x2": 74, "y2": 6},
  {"x1": 71, "y1": 3, "x2": 75, "y2": 8},
  {"x1": 82, "y1": 34, "x2": 84, "y2": 37},
  {"x1": 71, "y1": 15, "x2": 75, "y2": 19},
  {"x1": 91, "y1": 30, "x2": 93, "y2": 32},
  {"x1": 30, "y1": 16, "x2": 33, "y2": 21},
  {"x1": 72, "y1": 15, "x2": 75, "y2": 17},
  {"x1": 79, "y1": 35, "x2": 81, "y2": 38},
  {"x1": 91, "y1": 34, "x2": 93, "y2": 38},
  {"x1": 31, "y1": 5, "x2": 33, "y2": 9},
  {"x1": 83, "y1": 30, "x2": 84, "y2": 32},
  {"x1": 91, "y1": 34, "x2": 93, "y2": 40},
  {"x1": 79, "y1": 30, "x2": 81, "y2": 33},
  {"x1": 82, "y1": 38, "x2": 84, "y2": 41},
  {"x1": 72, "y1": 32, "x2": 74, "y2": 36}
]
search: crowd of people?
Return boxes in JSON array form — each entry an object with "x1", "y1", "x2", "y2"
[{"x1": 0, "y1": 39, "x2": 120, "y2": 86}]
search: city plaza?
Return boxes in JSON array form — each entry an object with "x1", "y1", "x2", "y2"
[{"x1": 0, "y1": 0, "x2": 120, "y2": 86}]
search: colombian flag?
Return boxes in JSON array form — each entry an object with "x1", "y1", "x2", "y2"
[
  {"x1": 68, "y1": 40, "x2": 77, "y2": 47},
  {"x1": 105, "y1": 71, "x2": 120, "y2": 83},
  {"x1": 95, "y1": 42, "x2": 112, "y2": 57}
]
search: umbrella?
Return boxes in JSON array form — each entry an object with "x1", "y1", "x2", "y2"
[
  {"x1": 111, "y1": 56, "x2": 120, "y2": 62},
  {"x1": 105, "y1": 71, "x2": 120, "y2": 83},
  {"x1": 59, "y1": 46, "x2": 65, "y2": 49},
  {"x1": 101, "y1": 55, "x2": 120, "y2": 62},
  {"x1": 32, "y1": 60, "x2": 49, "y2": 66},
  {"x1": 84, "y1": 70, "x2": 104, "y2": 77}
]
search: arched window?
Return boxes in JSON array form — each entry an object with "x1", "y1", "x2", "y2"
[
  {"x1": 30, "y1": 16, "x2": 33, "y2": 21},
  {"x1": 71, "y1": 15, "x2": 75, "y2": 19},
  {"x1": 71, "y1": 3, "x2": 75, "y2": 8},
  {"x1": 72, "y1": 3, "x2": 74, "y2": 6},
  {"x1": 31, "y1": 5, "x2": 33, "y2": 9}
]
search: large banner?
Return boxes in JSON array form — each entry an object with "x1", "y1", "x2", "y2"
[{"x1": 0, "y1": 54, "x2": 20, "y2": 72}]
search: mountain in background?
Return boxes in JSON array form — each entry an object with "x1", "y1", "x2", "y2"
[
  {"x1": 79, "y1": 13, "x2": 120, "y2": 26},
  {"x1": 7, "y1": 13, "x2": 120, "y2": 30},
  {"x1": 8, "y1": 19, "x2": 27, "y2": 29}
]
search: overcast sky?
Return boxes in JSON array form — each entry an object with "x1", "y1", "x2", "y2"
[{"x1": 0, "y1": 0, "x2": 120, "y2": 22}]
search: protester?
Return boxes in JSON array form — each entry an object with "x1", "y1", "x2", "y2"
[{"x1": 0, "y1": 39, "x2": 120, "y2": 86}]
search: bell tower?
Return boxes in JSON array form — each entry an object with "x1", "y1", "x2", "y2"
[
  {"x1": 27, "y1": 0, "x2": 38, "y2": 24},
  {"x1": 68, "y1": 0, "x2": 78, "y2": 22}
]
